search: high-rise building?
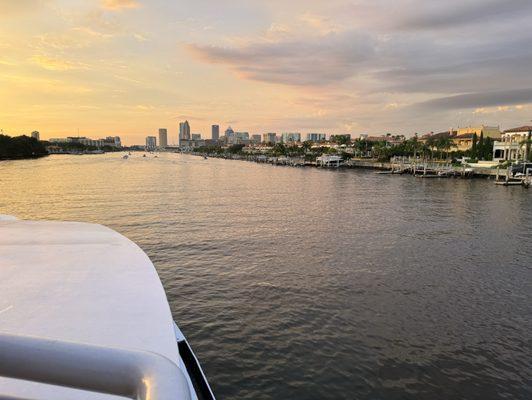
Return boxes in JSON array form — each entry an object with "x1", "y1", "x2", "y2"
[
  {"x1": 235, "y1": 132, "x2": 249, "y2": 144},
  {"x1": 251, "y1": 134, "x2": 262, "y2": 144},
  {"x1": 212, "y1": 125, "x2": 219, "y2": 141},
  {"x1": 31, "y1": 131, "x2": 40, "y2": 140},
  {"x1": 145, "y1": 136, "x2": 157, "y2": 151},
  {"x1": 281, "y1": 132, "x2": 301, "y2": 143},
  {"x1": 225, "y1": 126, "x2": 235, "y2": 144},
  {"x1": 191, "y1": 133, "x2": 201, "y2": 141},
  {"x1": 306, "y1": 133, "x2": 326, "y2": 142},
  {"x1": 263, "y1": 133, "x2": 277, "y2": 144},
  {"x1": 103, "y1": 136, "x2": 122, "y2": 148},
  {"x1": 158, "y1": 129, "x2": 168, "y2": 148},
  {"x1": 179, "y1": 121, "x2": 190, "y2": 146}
]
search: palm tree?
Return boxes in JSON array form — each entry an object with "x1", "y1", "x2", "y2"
[
  {"x1": 372, "y1": 141, "x2": 390, "y2": 161},
  {"x1": 301, "y1": 140, "x2": 313, "y2": 153},
  {"x1": 407, "y1": 136, "x2": 423, "y2": 160},
  {"x1": 353, "y1": 139, "x2": 370, "y2": 157},
  {"x1": 520, "y1": 131, "x2": 532, "y2": 161},
  {"x1": 436, "y1": 136, "x2": 456, "y2": 160},
  {"x1": 425, "y1": 136, "x2": 437, "y2": 159}
]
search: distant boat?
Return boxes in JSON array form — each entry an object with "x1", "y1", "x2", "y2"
[{"x1": 143, "y1": 154, "x2": 147, "y2": 158}]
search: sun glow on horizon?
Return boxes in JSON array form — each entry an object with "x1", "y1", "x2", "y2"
[{"x1": 1, "y1": 0, "x2": 532, "y2": 145}]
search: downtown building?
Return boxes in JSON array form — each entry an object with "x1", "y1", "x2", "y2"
[
  {"x1": 179, "y1": 121, "x2": 191, "y2": 147},
  {"x1": 211, "y1": 125, "x2": 219, "y2": 141},
  {"x1": 234, "y1": 132, "x2": 249, "y2": 144},
  {"x1": 158, "y1": 129, "x2": 168, "y2": 148},
  {"x1": 145, "y1": 136, "x2": 157, "y2": 151},
  {"x1": 47, "y1": 135, "x2": 121, "y2": 149},
  {"x1": 262, "y1": 133, "x2": 277, "y2": 144},
  {"x1": 306, "y1": 133, "x2": 326, "y2": 142},
  {"x1": 224, "y1": 126, "x2": 235, "y2": 144},
  {"x1": 102, "y1": 136, "x2": 122, "y2": 148},
  {"x1": 281, "y1": 132, "x2": 301, "y2": 143}
]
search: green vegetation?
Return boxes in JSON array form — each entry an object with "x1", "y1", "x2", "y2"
[
  {"x1": 468, "y1": 133, "x2": 494, "y2": 161},
  {"x1": 0, "y1": 134, "x2": 48, "y2": 160},
  {"x1": 227, "y1": 144, "x2": 246, "y2": 154},
  {"x1": 330, "y1": 135, "x2": 350, "y2": 145},
  {"x1": 45, "y1": 141, "x2": 121, "y2": 153},
  {"x1": 192, "y1": 132, "x2": 498, "y2": 163},
  {"x1": 520, "y1": 133, "x2": 532, "y2": 161}
]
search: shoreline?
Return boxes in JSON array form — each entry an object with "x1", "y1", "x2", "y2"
[
  {"x1": 184, "y1": 151, "x2": 531, "y2": 187},
  {"x1": 187, "y1": 152, "x2": 506, "y2": 179}
]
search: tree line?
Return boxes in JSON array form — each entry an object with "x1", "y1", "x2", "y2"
[
  {"x1": 194, "y1": 135, "x2": 496, "y2": 163},
  {"x1": 0, "y1": 134, "x2": 48, "y2": 160}
]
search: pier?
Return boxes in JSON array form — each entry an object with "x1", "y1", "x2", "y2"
[{"x1": 189, "y1": 152, "x2": 530, "y2": 188}]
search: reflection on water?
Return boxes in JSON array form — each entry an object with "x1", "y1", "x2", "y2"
[{"x1": 1, "y1": 153, "x2": 531, "y2": 399}]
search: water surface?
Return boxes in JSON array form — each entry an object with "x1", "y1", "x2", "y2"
[{"x1": 1, "y1": 153, "x2": 530, "y2": 399}]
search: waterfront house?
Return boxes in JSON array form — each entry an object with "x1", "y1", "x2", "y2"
[
  {"x1": 493, "y1": 126, "x2": 532, "y2": 161},
  {"x1": 452, "y1": 126, "x2": 501, "y2": 152},
  {"x1": 421, "y1": 126, "x2": 500, "y2": 152},
  {"x1": 316, "y1": 154, "x2": 344, "y2": 167}
]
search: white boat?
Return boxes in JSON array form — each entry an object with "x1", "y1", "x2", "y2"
[{"x1": 0, "y1": 215, "x2": 215, "y2": 400}]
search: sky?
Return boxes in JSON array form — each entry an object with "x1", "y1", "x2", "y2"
[{"x1": 1, "y1": 0, "x2": 532, "y2": 145}]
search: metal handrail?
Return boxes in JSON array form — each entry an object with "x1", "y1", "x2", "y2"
[{"x1": 0, "y1": 332, "x2": 191, "y2": 400}]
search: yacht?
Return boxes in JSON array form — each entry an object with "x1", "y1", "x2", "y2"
[{"x1": 0, "y1": 215, "x2": 215, "y2": 400}]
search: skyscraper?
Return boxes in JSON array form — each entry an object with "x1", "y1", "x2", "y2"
[
  {"x1": 179, "y1": 121, "x2": 190, "y2": 146},
  {"x1": 281, "y1": 132, "x2": 301, "y2": 143},
  {"x1": 158, "y1": 129, "x2": 168, "y2": 148},
  {"x1": 263, "y1": 133, "x2": 277, "y2": 144},
  {"x1": 225, "y1": 126, "x2": 235, "y2": 144},
  {"x1": 145, "y1": 136, "x2": 157, "y2": 151},
  {"x1": 31, "y1": 131, "x2": 40, "y2": 140},
  {"x1": 306, "y1": 133, "x2": 326, "y2": 142},
  {"x1": 211, "y1": 125, "x2": 219, "y2": 141}
]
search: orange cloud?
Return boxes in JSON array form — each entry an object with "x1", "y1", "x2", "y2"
[
  {"x1": 101, "y1": 0, "x2": 140, "y2": 11},
  {"x1": 30, "y1": 55, "x2": 89, "y2": 71}
]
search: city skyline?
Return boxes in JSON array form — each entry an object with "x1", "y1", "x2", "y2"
[{"x1": 2, "y1": 1, "x2": 532, "y2": 145}]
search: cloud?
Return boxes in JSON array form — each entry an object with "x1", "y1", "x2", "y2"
[
  {"x1": 187, "y1": 30, "x2": 374, "y2": 86},
  {"x1": 30, "y1": 55, "x2": 89, "y2": 71},
  {"x1": 0, "y1": 74, "x2": 93, "y2": 94},
  {"x1": 397, "y1": 0, "x2": 532, "y2": 30},
  {"x1": 0, "y1": 58, "x2": 17, "y2": 66},
  {"x1": 135, "y1": 104, "x2": 155, "y2": 111},
  {"x1": 0, "y1": 0, "x2": 45, "y2": 16},
  {"x1": 414, "y1": 89, "x2": 532, "y2": 111},
  {"x1": 100, "y1": 0, "x2": 141, "y2": 11},
  {"x1": 297, "y1": 13, "x2": 339, "y2": 34}
]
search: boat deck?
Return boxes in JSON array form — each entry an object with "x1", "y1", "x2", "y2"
[{"x1": 0, "y1": 217, "x2": 191, "y2": 399}]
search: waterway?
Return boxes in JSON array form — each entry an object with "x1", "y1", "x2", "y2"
[{"x1": 1, "y1": 153, "x2": 530, "y2": 399}]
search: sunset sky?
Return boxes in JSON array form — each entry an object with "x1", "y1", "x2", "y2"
[{"x1": 1, "y1": 0, "x2": 532, "y2": 145}]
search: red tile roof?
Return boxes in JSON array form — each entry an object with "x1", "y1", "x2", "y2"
[{"x1": 504, "y1": 126, "x2": 532, "y2": 133}]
